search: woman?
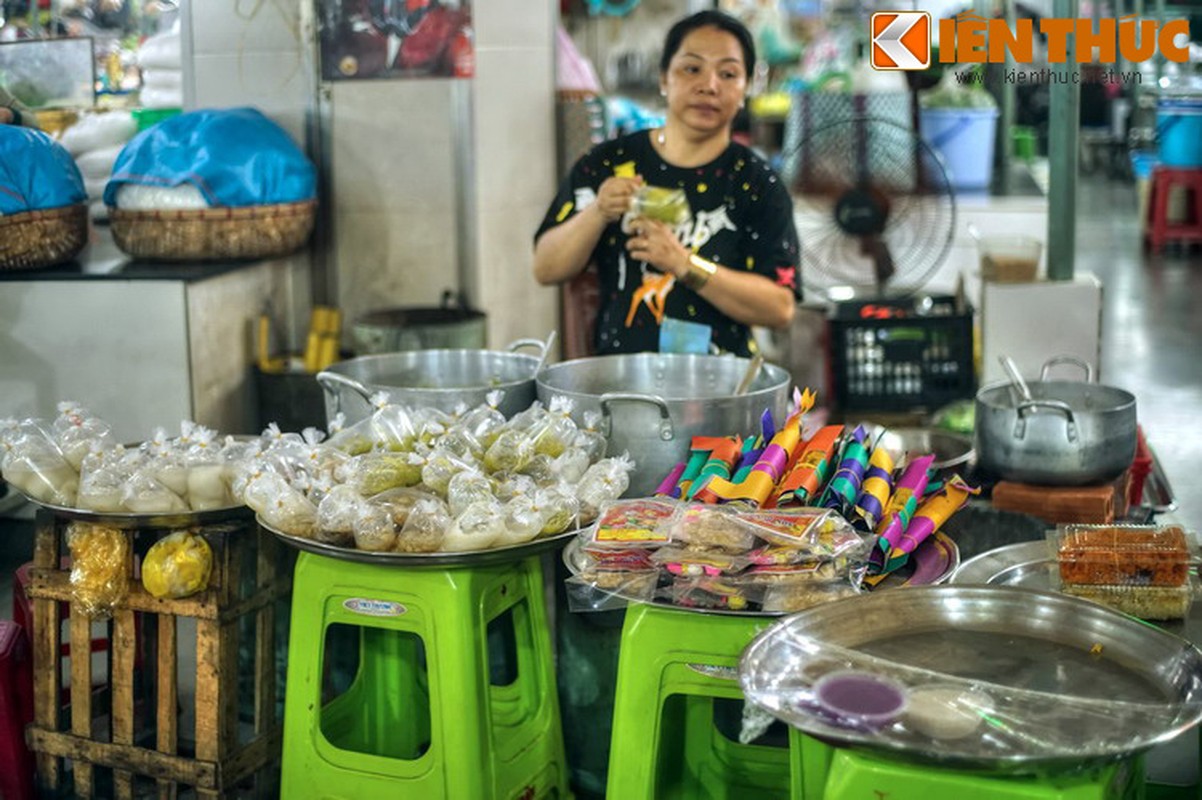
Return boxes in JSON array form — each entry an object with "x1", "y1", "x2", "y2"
[{"x1": 533, "y1": 10, "x2": 800, "y2": 357}]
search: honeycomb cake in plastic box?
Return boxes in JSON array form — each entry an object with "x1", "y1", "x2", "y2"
[{"x1": 1055, "y1": 524, "x2": 1191, "y2": 588}]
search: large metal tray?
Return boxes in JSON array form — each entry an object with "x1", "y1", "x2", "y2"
[
  {"x1": 739, "y1": 585, "x2": 1202, "y2": 772},
  {"x1": 561, "y1": 531, "x2": 960, "y2": 617},
  {"x1": 259, "y1": 516, "x2": 578, "y2": 568},
  {"x1": 15, "y1": 489, "x2": 252, "y2": 530},
  {"x1": 951, "y1": 539, "x2": 1202, "y2": 643}
]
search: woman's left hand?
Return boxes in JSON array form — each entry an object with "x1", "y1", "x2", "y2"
[{"x1": 624, "y1": 217, "x2": 690, "y2": 281}]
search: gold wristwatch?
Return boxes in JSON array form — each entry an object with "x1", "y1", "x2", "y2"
[{"x1": 682, "y1": 254, "x2": 718, "y2": 290}]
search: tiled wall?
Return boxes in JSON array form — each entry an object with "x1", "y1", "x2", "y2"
[
  {"x1": 472, "y1": 0, "x2": 559, "y2": 349},
  {"x1": 182, "y1": 0, "x2": 560, "y2": 354},
  {"x1": 182, "y1": 0, "x2": 315, "y2": 351}
]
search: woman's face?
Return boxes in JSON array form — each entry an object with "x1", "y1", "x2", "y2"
[{"x1": 661, "y1": 25, "x2": 747, "y2": 136}]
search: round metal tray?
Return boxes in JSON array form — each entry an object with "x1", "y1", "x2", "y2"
[
  {"x1": 14, "y1": 488, "x2": 252, "y2": 529},
  {"x1": 740, "y1": 584, "x2": 1202, "y2": 772},
  {"x1": 951, "y1": 540, "x2": 1202, "y2": 644},
  {"x1": 562, "y1": 531, "x2": 961, "y2": 616},
  {"x1": 259, "y1": 516, "x2": 579, "y2": 567}
]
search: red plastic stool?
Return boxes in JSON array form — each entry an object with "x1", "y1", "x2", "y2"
[
  {"x1": 0, "y1": 620, "x2": 36, "y2": 800},
  {"x1": 1146, "y1": 166, "x2": 1202, "y2": 253}
]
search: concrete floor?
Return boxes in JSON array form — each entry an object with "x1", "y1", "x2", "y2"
[{"x1": 1082, "y1": 174, "x2": 1202, "y2": 529}]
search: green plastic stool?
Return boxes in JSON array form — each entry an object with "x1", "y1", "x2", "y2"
[
  {"x1": 281, "y1": 551, "x2": 571, "y2": 800},
  {"x1": 792, "y1": 735, "x2": 1144, "y2": 799},
  {"x1": 606, "y1": 603, "x2": 802, "y2": 799}
]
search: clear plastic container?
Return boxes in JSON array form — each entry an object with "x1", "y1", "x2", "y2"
[
  {"x1": 1055, "y1": 523, "x2": 1191, "y2": 588},
  {"x1": 977, "y1": 235, "x2": 1042, "y2": 283}
]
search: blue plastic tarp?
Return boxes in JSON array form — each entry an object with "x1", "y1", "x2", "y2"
[
  {"x1": 0, "y1": 126, "x2": 87, "y2": 214},
  {"x1": 104, "y1": 107, "x2": 316, "y2": 208}
]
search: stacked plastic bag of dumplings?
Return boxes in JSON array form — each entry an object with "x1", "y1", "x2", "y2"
[
  {"x1": 0, "y1": 402, "x2": 251, "y2": 513},
  {"x1": 236, "y1": 391, "x2": 636, "y2": 555}
]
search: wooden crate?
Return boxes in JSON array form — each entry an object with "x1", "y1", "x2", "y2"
[{"x1": 24, "y1": 509, "x2": 293, "y2": 799}]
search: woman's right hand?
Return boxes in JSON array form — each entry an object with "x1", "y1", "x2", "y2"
[{"x1": 593, "y1": 175, "x2": 643, "y2": 223}]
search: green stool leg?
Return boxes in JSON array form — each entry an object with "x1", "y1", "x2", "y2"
[{"x1": 607, "y1": 604, "x2": 787, "y2": 799}]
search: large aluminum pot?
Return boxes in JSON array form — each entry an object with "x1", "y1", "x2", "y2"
[
  {"x1": 537, "y1": 353, "x2": 792, "y2": 497},
  {"x1": 317, "y1": 337, "x2": 549, "y2": 425},
  {"x1": 975, "y1": 356, "x2": 1137, "y2": 486}
]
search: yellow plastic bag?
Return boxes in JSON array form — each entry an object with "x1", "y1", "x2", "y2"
[
  {"x1": 66, "y1": 523, "x2": 131, "y2": 619},
  {"x1": 142, "y1": 530, "x2": 213, "y2": 600}
]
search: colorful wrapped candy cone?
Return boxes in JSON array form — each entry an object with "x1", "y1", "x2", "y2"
[
  {"x1": 772, "y1": 424, "x2": 843, "y2": 507},
  {"x1": 695, "y1": 418, "x2": 801, "y2": 507},
  {"x1": 870, "y1": 454, "x2": 935, "y2": 570},
  {"x1": 687, "y1": 436, "x2": 743, "y2": 500},
  {"x1": 820, "y1": 425, "x2": 869, "y2": 512},
  {"x1": 883, "y1": 476, "x2": 979, "y2": 572},
  {"x1": 854, "y1": 445, "x2": 895, "y2": 529}
]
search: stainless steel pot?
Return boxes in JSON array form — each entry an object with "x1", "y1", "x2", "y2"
[
  {"x1": 536, "y1": 354, "x2": 792, "y2": 497},
  {"x1": 975, "y1": 356, "x2": 1137, "y2": 485},
  {"x1": 352, "y1": 290, "x2": 487, "y2": 355},
  {"x1": 317, "y1": 338, "x2": 549, "y2": 425}
]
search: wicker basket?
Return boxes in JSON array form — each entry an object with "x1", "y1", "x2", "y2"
[
  {"x1": 109, "y1": 199, "x2": 317, "y2": 261},
  {"x1": 0, "y1": 204, "x2": 89, "y2": 271}
]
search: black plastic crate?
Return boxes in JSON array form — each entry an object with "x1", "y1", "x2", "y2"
[{"x1": 828, "y1": 295, "x2": 975, "y2": 413}]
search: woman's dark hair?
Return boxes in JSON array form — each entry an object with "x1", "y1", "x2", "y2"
[{"x1": 659, "y1": 11, "x2": 756, "y2": 76}]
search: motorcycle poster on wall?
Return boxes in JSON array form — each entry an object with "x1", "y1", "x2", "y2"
[{"x1": 318, "y1": 0, "x2": 473, "y2": 81}]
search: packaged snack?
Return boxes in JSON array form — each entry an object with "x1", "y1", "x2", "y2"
[
  {"x1": 67, "y1": 523, "x2": 131, "y2": 619},
  {"x1": 345, "y1": 452, "x2": 424, "y2": 496},
  {"x1": 628, "y1": 185, "x2": 692, "y2": 227},
  {"x1": 443, "y1": 500, "x2": 502, "y2": 552},
  {"x1": 484, "y1": 429, "x2": 535, "y2": 473},
  {"x1": 577, "y1": 455, "x2": 635, "y2": 514},
  {"x1": 650, "y1": 546, "x2": 750, "y2": 577},
  {"x1": 1056, "y1": 524, "x2": 1191, "y2": 587},
  {"x1": 740, "y1": 508, "x2": 867, "y2": 560},
  {"x1": 667, "y1": 576, "x2": 756, "y2": 611},
  {"x1": 536, "y1": 485, "x2": 580, "y2": 535},
  {"x1": 668, "y1": 505, "x2": 760, "y2": 553},
  {"x1": 447, "y1": 468, "x2": 494, "y2": 517},
  {"x1": 589, "y1": 498, "x2": 677, "y2": 548},
  {"x1": 565, "y1": 571, "x2": 659, "y2": 611},
  {"x1": 316, "y1": 485, "x2": 366, "y2": 546},
  {"x1": 760, "y1": 581, "x2": 859, "y2": 613},
  {"x1": 739, "y1": 561, "x2": 845, "y2": 585},
  {"x1": 142, "y1": 531, "x2": 213, "y2": 599},
  {"x1": 352, "y1": 504, "x2": 400, "y2": 552},
  {"x1": 1061, "y1": 583, "x2": 1192, "y2": 620},
  {"x1": 497, "y1": 495, "x2": 545, "y2": 546}
]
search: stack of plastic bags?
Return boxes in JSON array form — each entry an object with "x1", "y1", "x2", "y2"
[
  {"x1": 137, "y1": 23, "x2": 183, "y2": 110},
  {"x1": 235, "y1": 392, "x2": 635, "y2": 555},
  {"x1": 0, "y1": 402, "x2": 249, "y2": 513},
  {"x1": 59, "y1": 111, "x2": 138, "y2": 222}
]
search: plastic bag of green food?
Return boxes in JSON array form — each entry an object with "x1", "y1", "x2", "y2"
[
  {"x1": 142, "y1": 530, "x2": 213, "y2": 600},
  {"x1": 630, "y1": 185, "x2": 691, "y2": 226}
]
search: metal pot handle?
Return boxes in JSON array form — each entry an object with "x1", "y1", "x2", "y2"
[
  {"x1": 1014, "y1": 399, "x2": 1079, "y2": 442},
  {"x1": 316, "y1": 371, "x2": 376, "y2": 416},
  {"x1": 508, "y1": 332, "x2": 558, "y2": 375},
  {"x1": 599, "y1": 392, "x2": 675, "y2": 441},
  {"x1": 1040, "y1": 356, "x2": 1094, "y2": 383}
]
